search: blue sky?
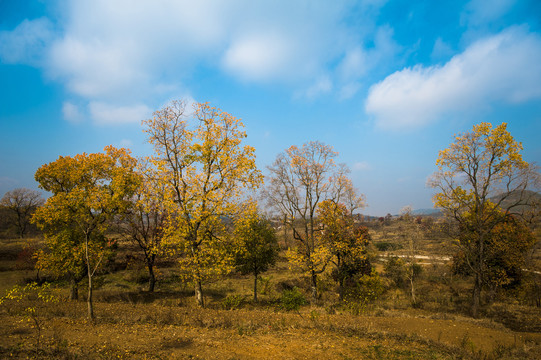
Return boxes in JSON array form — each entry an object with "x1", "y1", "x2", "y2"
[{"x1": 1, "y1": 0, "x2": 540, "y2": 216}]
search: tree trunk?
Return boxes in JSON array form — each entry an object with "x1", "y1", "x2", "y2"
[
  {"x1": 471, "y1": 232, "x2": 484, "y2": 318},
  {"x1": 87, "y1": 270, "x2": 94, "y2": 319},
  {"x1": 148, "y1": 263, "x2": 155, "y2": 292},
  {"x1": 337, "y1": 256, "x2": 344, "y2": 302},
  {"x1": 472, "y1": 271, "x2": 481, "y2": 318},
  {"x1": 70, "y1": 278, "x2": 79, "y2": 300},
  {"x1": 84, "y1": 233, "x2": 94, "y2": 320},
  {"x1": 253, "y1": 272, "x2": 258, "y2": 302},
  {"x1": 195, "y1": 280, "x2": 204, "y2": 307},
  {"x1": 410, "y1": 275, "x2": 416, "y2": 305},
  {"x1": 310, "y1": 271, "x2": 318, "y2": 303}
]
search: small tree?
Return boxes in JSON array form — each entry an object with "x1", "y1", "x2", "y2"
[
  {"x1": 453, "y1": 213, "x2": 536, "y2": 300},
  {"x1": 122, "y1": 161, "x2": 166, "y2": 292},
  {"x1": 265, "y1": 141, "x2": 364, "y2": 302},
  {"x1": 33, "y1": 146, "x2": 139, "y2": 319},
  {"x1": 233, "y1": 209, "x2": 279, "y2": 301},
  {"x1": 430, "y1": 122, "x2": 540, "y2": 317},
  {"x1": 397, "y1": 206, "x2": 423, "y2": 305},
  {"x1": 317, "y1": 200, "x2": 371, "y2": 301},
  {"x1": 1, "y1": 188, "x2": 44, "y2": 238}
]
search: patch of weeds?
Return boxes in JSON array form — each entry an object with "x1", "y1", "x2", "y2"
[
  {"x1": 375, "y1": 242, "x2": 403, "y2": 251},
  {"x1": 343, "y1": 300, "x2": 368, "y2": 316},
  {"x1": 371, "y1": 344, "x2": 384, "y2": 359},
  {"x1": 222, "y1": 294, "x2": 246, "y2": 310},
  {"x1": 156, "y1": 307, "x2": 179, "y2": 325},
  {"x1": 460, "y1": 332, "x2": 476, "y2": 353},
  {"x1": 258, "y1": 275, "x2": 273, "y2": 295},
  {"x1": 280, "y1": 287, "x2": 306, "y2": 311},
  {"x1": 309, "y1": 309, "x2": 320, "y2": 322},
  {"x1": 237, "y1": 322, "x2": 257, "y2": 336}
]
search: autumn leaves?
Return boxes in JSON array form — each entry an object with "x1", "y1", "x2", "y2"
[{"x1": 33, "y1": 102, "x2": 539, "y2": 320}]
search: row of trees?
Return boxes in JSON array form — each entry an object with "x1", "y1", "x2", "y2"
[
  {"x1": 2, "y1": 101, "x2": 539, "y2": 319},
  {"x1": 26, "y1": 101, "x2": 369, "y2": 319}
]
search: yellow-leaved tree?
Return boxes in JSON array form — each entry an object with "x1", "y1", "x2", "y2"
[
  {"x1": 317, "y1": 200, "x2": 371, "y2": 302},
  {"x1": 429, "y1": 122, "x2": 540, "y2": 317},
  {"x1": 33, "y1": 146, "x2": 140, "y2": 319},
  {"x1": 143, "y1": 100, "x2": 262, "y2": 306},
  {"x1": 265, "y1": 141, "x2": 364, "y2": 302}
]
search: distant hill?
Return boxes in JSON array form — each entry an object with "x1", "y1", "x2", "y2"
[{"x1": 411, "y1": 208, "x2": 442, "y2": 216}]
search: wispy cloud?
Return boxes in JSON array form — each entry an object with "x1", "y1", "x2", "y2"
[
  {"x1": 0, "y1": 17, "x2": 53, "y2": 65},
  {"x1": 365, "y1": 26, "x2": 541, "y2": 130},
  {"x1": 353, "y1": 161, "x2": 371, "y2": 171},
  {"x1": 461, "y1": 0, "x2": 516, "y2": 26},
  {"x1": 297, "y1": 75, "x2": 333, "y2": 100},
  {"x1": 222, "y1": 32, "x2": 295, "y2": 82},
  {"x1": 88, "y1": 102, "x2": 152, "y2": 125},
  {"x1": 0, "y1": 0, "x2": 397, "y2": 121},
  {"x1": 62, "y1": 102, "x2": 84, "y2": 124}
]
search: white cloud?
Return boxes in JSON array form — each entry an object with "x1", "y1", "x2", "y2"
[
  {"x1": 431, "y1": 38, "x2": 454, "y2": 61},
  {"x1": 461, "y1": 0, "x2": 516, "y2": 26},
  {"x1": 88, "y1": 102, "x2": 152, "y2": 125},
  {"x1": 353, "y1": 161, "x2": 371, "y2": 171},
  {"x1": 338, "y1": 48, "x2": 368, "y2": 80},
  {"x1": 49, "y1": 36, "x2": 147, "y2": 99},
  {"x1": 298, "y1": 75, "x2": 333, "y2": 100},
  {"x1": 0, "y1": 0, "x2": 396, "y2": 117},
  {"x1": 0, "y1": 18, "x2": 53, "y2": 65},
  {"x1": 62, "y1": 102, "x2": 84, "y2": 124},
  {"x1": 365, "y1": 27, "x2": 541, "y2": 130},
  {"x1": 222, "y1": 33, "x2": 294, "y2": 82}
]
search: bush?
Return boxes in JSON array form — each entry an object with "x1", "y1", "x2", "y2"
[
  {"x1": 375, "y1": 242, "x2": 403, "y2": 251},
  {"x1": 384, "y1": 256, "x2": 406, "y2": 288},
  {"x1": 280, "y1": 287, "x2": 306, "y2": 311},
  {"x1": 222, "y1": 294, "x2": 246, "y2": 310},
  {"x1": 346, "y1": 270, "x2": 385, "y2": 304}
]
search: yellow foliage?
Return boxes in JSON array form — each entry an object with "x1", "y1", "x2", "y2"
[{"x1": 143, "y1": 101, "x2": 262, "y2": 293}]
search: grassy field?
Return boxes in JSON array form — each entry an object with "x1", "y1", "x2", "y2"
[{"x1": 0, "y1": 220, "x2": 540, "y2": 359}]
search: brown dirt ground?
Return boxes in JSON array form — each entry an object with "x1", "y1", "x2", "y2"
[{"x1": 1, "y1": 302, "x2": 540, "y2": 359}]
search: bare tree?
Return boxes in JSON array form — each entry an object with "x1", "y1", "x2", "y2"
[
  {"x1": 265, "y1": 141, "x2": 363, "y2": 302},
  {"x1": 1, "y1": 188, "x2": 44, "y2": 238}
]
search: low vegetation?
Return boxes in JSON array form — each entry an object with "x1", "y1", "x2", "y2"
[{"x1": 0, "y1": 221, "x2": 540, "y2": 359}]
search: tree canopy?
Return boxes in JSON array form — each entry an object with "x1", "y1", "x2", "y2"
[
  {"x1": 265, "y1": 141, "x2": 364, "y2": 302},
  {"x1": 143, "y1": 100, "x2": 262, "y2": 306},
  {"x1": 33, "y1": 146, "x2": 139, "y2": 318},
  {"x1": 430, "y1": 122, "x2": 540, "y2": 317}
]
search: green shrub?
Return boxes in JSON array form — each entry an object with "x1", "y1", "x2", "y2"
[
  {"x1": 384, "y1": 256, "x2": 407, "y2": 288},
  {"x1": 222, "y1": 294, "x2": 246, "y2": 310},
  {"x1": 375, "y1": 242, "x2": 403, "y2": 251},
  {"x1": 280, "y1": 287, "x2": 306, "y2": 311},
  {"x1": 346, "y1": 270, "x2": 385, "y2": 304}
]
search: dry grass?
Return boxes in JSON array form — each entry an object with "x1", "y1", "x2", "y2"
[
  {"x1": 3, "y1": 297, "x2": 540, "y2": 359},
  {"x1": 0, "y1": 227, "x2": 540, "y2": 359}
]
